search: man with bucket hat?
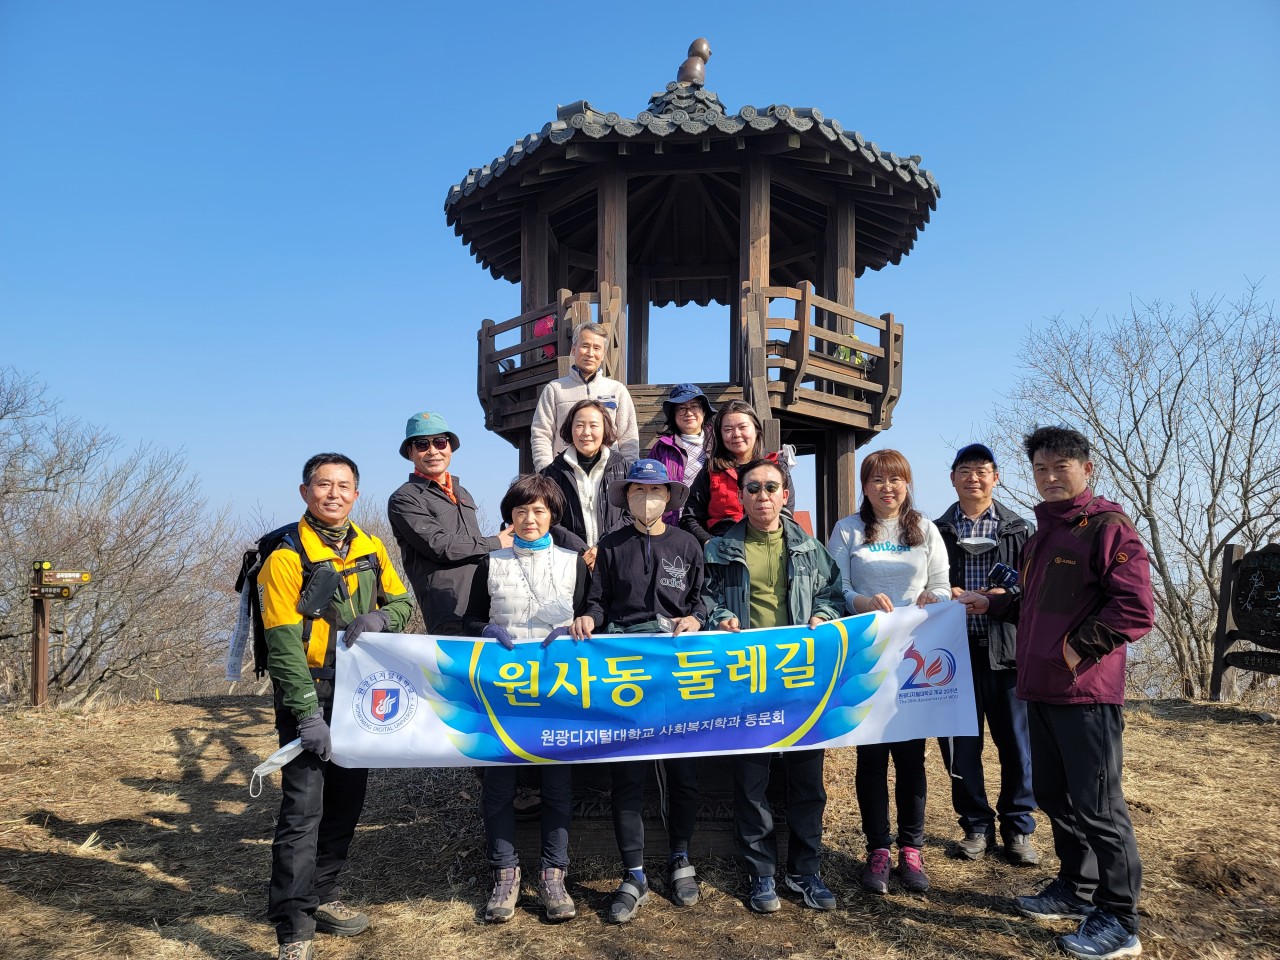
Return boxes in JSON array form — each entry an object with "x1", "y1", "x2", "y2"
[
  {"x1": 569, "y1": 459, "x2": 708, "y2": 923},
  {"x1": 387, "y1": 412, "x2": 514, "y2": 634}
]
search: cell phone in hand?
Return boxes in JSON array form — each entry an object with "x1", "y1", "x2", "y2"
[{"x1": 987, "y1": 562, "x2": 1019, "y2": 590}]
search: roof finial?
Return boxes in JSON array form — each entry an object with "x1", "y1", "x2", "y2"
[{"x1": 676, "y1": 38, "x2": 711, "y2": 85}]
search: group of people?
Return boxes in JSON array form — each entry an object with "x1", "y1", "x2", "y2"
[{"x1": 258, "y1": 319, "x2": 1154, "y2": 960}]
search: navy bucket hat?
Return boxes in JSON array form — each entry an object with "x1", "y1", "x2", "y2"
[
  {"x1": 607, "y1": 458, "x2": 690, "y2": 512},
  {"x1": 400, "y1": 412, "x2": 461, "y2": 460},
  {"x1": 662, "y1": 382, "x2": 715, "y2": 426}
]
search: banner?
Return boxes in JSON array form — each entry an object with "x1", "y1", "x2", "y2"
[{"x1": 330, "y1": 602, "x2": 975, "y2": 768}]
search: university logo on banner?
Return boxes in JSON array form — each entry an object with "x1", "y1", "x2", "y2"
[{"x1": 352, "y1": 670, "x2": 418, "y2": 734}]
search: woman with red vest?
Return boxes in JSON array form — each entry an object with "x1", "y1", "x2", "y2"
[{"x1": 680, "y1": 399, "x2": 794, "y2": 546}]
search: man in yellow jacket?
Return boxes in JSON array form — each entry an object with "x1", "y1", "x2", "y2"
[{"x1": 259, "y1": 453, "x2": 413, "y2": 960}]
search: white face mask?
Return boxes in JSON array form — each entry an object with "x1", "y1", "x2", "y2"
[
  {"x1": 628, "y1": 489, "x2": 669, "y2": 527},
  {"x1": 958, "y1": 537, "x2": 998, "y2": 556},
  {"x1": 249, "y1": 738, "x2": 304, "y2": 797}
]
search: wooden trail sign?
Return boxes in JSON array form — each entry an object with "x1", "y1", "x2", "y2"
[
  {"x1": 1223, "y1": 650, "x2": 1280, "y2": 676},
  {"x1": 29, "y1": 560, "x2": 93, "y2": 707},
  {"x1": 1212, "y1": 543, "x2": 1280, "y2": 701}
]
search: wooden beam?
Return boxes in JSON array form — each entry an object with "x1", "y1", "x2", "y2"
[
  {"x1": 628, "y1": 264, "x2": 650, "y2": 383},
  {"x1": 538, "y1": 165, "x2": 601, "y2": 214},
  {"x1": 598, "y1": 163, "x2": 628, "y2": 382},
  {"x1": 520, "y1": 202, "x2": 550, "y2": 312}
]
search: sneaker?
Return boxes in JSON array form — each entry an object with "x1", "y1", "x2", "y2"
[
  {"x1": 608, "y1": 874, "x2": 649, "y2": 923},
  {"x1": 956, "y1": 830, "x2": 997, "y2": 860},
  {"x1": 668, "y1": 855, "x2": 699, "y2": 907},
  {"x1": 537, "y1": 867, "x2": 576, "y2": 922},
  {"x1": 784, "y1": 873, "x2": 837, "y2": 910},
  {"x1": 897, "y1": 847, "x2": 930, "y2": 893},
  {"x1": 862, "y1": 848, "x2": 892, "y2": 895},
  {"x1": 278, "y1": 942, "x2": 313, "y2": 960},
  {"x1": 1057, "y1": 909, "x2": 1143, "y2": 959},
  {"x1": 1005, "y1": 832, "x2": 1041, "y2": 866},
  {"x1": 748, "y1": 875, "x2": 781, "y2": 913},
  {"x1": 485, "y1": 866, "x2": 521, "y2": 923},
  {"x1": 313, "y1": 900, "x2": 369, "y2": 937},
  {"x1": 1016, "y1": 877, "x2": 1092, "y2": 921}
]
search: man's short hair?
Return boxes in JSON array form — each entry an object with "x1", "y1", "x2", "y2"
[
  {"x1": 1024, "y1": 426, "x2": 1090, "y2": 464},
  {"x1": 558, "y1": 398, "x2": 619, "y2": 447},
  {"x1": 500, "y1": 473, "x2": 567, "y2": 525},
  {"x1": 737, "y1": 457, "x2": 789, "y2": 491},
  {"x1": 302, "y1": 452, "x2": 359, "y2": 487},
  {"x1": 572, "y1": 321, "x2": 608, "y2": 345}
]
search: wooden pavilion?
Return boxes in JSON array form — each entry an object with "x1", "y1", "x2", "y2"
[{"x1": 445, "y1": 40, "x2": 940, "y2": 537}]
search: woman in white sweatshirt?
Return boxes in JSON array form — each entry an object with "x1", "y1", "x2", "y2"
[{"x1": 827, "y1": 449, "x2": 950, "y2": 897}]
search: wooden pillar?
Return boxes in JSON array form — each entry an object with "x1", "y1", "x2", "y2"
[
  {"x1": 737, "y1": 156, "x2": 770, "y2": 388},
  {"x1": 521, "y1": 202, "x2": 551, "y2": 311},
  {"x1": 827, "y1": 194, "x2": 856, "y2": 314},
  {"x1": 628, "y1": 264, "x2": 650, "y2": 384},
  {"x1": 30, "y1": 596, "x2": 48, "y2": 707},
  {"x1": 597, "y1": 163, "x2": 628, "y2": 383},
  {"x1": 828, "y1": 430, "x2": 859, "y2": 538},
  {"x1": 1209, "y1": 543, "x2": 1246, "y2": 701}
]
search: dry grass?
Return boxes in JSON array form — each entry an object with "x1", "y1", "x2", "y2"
[{"x1": 2, "y1": 696, "x2": 1278, "y2": 959}]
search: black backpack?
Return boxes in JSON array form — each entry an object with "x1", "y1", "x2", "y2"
[{"x1": 234, "y1": 523, "x2": 381, "y2": 680}]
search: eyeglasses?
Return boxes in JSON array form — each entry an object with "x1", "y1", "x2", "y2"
[
  {"x1": 744, "y1": 480, "x2": 782, "y2": 495},
  {"x1": 412, "y1": 437, "x2": 450, "y2": 452}
]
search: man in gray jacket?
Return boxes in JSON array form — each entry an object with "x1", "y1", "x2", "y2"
[{"x1": 387, "y1": 412, "x2": 513, "y2": 634}]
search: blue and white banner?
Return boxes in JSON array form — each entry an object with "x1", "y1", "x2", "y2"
[{"x1": 330, "y1": 602, "x2": 975, "y2": 767}]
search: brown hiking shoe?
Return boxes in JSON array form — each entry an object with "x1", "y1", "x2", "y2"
[
  {"x1": 313, "y1": 900, "x2": 369, "y2": 936},
  {"x1": 485, "y1": 866, "x2": 521, "y2": 923},
  {"x1": 538, "y1": 866, "x2": 576, "y2": 921}
]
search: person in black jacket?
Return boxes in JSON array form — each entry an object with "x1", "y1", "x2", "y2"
[
  {"x1": 933, "y1": 443, "x2": 1039, "y2": 866},
  {"x1": 540, "y1": 398, "x2": 631, "y2": 569},
  {"x1": 386, "y1": 412, "x2": 513, "y2": 634}
]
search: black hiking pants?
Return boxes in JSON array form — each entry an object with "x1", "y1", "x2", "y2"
[
  {"x1": 610, "y1": 757, "x2": 701, "y2": 868},
  {"x1": 1029, "y1": 701, "x2": 1142, "y2": 935}
]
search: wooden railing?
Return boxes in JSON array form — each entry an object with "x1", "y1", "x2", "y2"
[
  {"x1": 740, "y1": 279, "x2": 902, "y2": 432},
  {"x1": 477, "y1": 285, "x2": 623, "y2": 434}
]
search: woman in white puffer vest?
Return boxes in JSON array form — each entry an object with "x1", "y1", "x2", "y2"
[{"x1": 463, "y1": 473, "x2": 589, "y2": 926}]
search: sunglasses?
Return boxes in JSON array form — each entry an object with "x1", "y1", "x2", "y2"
[
  {"x1": 411, "y1": 437, "x2": 450, "y2": 452},
  {"x1": 743, "y1": 480, "x2": 782, "y2": 495}
]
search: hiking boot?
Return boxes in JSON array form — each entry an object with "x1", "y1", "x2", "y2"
[
  {"x1": 748, "y1": 875, "x2": 781, "y2": 913},
  {"x1": 484, "y1": 866, "x2": 521, "y2": 923},
  {"x1": 537, "y1": 867, "x2": 576, "y2": 922},
  {"x1": 608, "y1": 874, "x2": 649, "y2": 923},
  {"x1": 668, "y1": 855, "x2": 699, "y2": 907},
  {"x1": 278, "y1": 942, "x2": 313, "y2": 960},
  {"x1": 862, "y1": 848, "x2": 891, "y2": 895},
  {"x1": 1015, "y1": 876, "x2": 1092, "y2": 921},
  {"x1": 956, "y1": 830, "x2": 997, "y2": 861},
  {"x1": 1057, "y1": 909, "x2": 1143, "y2": 959},
  {"x1": 313, "y1": 900, "x2": 369, "y2": 937},
  {"x1": 784, "y1": 873, "x2": 837, "y2": 910},
  {"x1": 1005, "y1": 832, "x2": 1041, "y2": 866},
  {"x1": 897, "y1": 846, "x2": 931, "y2": 893}
]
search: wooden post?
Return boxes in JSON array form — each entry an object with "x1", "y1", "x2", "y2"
[
  {"x1": 627, "y1": 264, "x2": 650, "y2": 384},
  {"x1": 737, "y1": 155, "x2": 770, "y2": 387},
  {"x1": 597, "y1": 164, "x2": 628, "y2": 383},
  {"x1": 827, "y1": 430, "x2": 859, "y2": 541},
  {"x1": 31, "y1": 595, "x2": 49, "y2": 707},
  {"x1": 1210, "y1": 543, "x2": 1247, "y2": 701}
]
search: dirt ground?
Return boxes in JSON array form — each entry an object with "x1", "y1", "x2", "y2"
[{"x1": 1, "y1": 696, "x2": 1277, "y2": 960}]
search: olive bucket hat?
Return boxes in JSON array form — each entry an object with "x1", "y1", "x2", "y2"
[
  {"x1": 607, "y1": 458, "x2": 690, "y2": 512},
  {"x1": 400, "y1": 412, "x2": 461, "y2": 460}
]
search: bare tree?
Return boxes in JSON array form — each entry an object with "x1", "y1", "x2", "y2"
[
  {"x1": 0, "y1": 368, "x2": 234, "y2": 704},
  {"x1": 991, "y1": 284, "x2": 1280, "y2": 699}
]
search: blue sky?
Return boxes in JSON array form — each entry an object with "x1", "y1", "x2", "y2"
[{"x1": 2, "y1": 1, "x2": 1277, "y2": 534}]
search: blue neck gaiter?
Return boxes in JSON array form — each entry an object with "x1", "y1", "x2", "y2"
[{"x1": 514, "y1": 532, "x2": 553, "y2": 551}]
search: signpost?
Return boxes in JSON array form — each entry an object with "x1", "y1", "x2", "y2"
[
  {"x1": 28, "y1": 560, "x2": 92, "y2": 707},
  {"x1": 1211, "y1": 543, "x2": 1280, "y2": 701}
]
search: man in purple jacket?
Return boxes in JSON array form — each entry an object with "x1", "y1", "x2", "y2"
[{"x1": 959, "y1": 426, "x2": 1152, "y2": 960}]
